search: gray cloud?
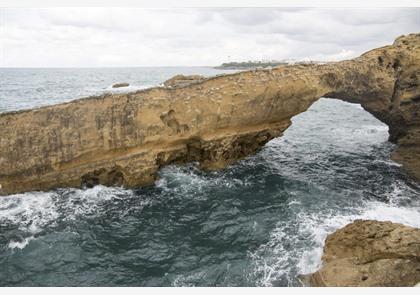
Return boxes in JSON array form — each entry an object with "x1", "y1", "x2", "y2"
[{"x1": 0, "y1": 7, "x2": 418, "y2": 67}]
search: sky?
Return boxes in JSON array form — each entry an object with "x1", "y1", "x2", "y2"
[{"x1": 0, "y1": 7, "x2": 419, "y2": 67}]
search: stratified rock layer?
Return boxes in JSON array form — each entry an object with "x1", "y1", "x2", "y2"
[
  {"x1": 306, "y1": 220, "x2": 420, "y2": 287},
  {"x1": 0, "y1": 33, "x2": 419, "y2": 195}
]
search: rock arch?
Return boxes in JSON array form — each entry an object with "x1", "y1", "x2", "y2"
[{"x1": 0, "y1": 34, "x2": 419, "y2": 195}]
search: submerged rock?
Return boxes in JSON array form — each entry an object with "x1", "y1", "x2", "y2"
[
  {"x1": 163, "y1": 74, "x2": 206, "y2": 87},
  {"x1": 0, "y1": 33, "x2": 419, "y2": 195},
  {"x1": 304, "y1": 220, "x2": 420, "y2": 287},
  {"x1": 112, "y1": 82, "x2": 130, "y2": 88}
]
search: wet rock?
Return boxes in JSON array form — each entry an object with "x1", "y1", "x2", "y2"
[
  {"x1": 305, "y1": 220, "x2": 420, "y2": 287},
  {"x1": 112, "y1": 82, "x2": 129, "y2": 88}
]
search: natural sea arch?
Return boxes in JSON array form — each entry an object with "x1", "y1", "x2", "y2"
[{"x1": 0, "y1": 34, "x2": 418, "y2": 195}]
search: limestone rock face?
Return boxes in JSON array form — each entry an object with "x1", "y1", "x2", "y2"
[
  {"x1": 163, "y1": 74, "x2": 206, "y2": 87},
  {"x1": 306, "y1": 220, "x2": 420, "y2": 287},
  {"x1": 0, "y1": 33, "x2": 419, "y2": 195}
]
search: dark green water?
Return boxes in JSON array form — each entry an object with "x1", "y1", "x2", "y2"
[{"x1": 1, "y1": 96, "x2": 420, "y2": 286}]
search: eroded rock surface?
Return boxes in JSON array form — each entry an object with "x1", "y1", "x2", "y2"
[
  {"x1": 0, "y1": 33, "x2": 419, "y2": 195},
  {"x1": 305, "y1": 220, "x2": 420, "y2": 287},
  {"x1": 163, "y1": 74, "x2": 206, "y2": 87}
]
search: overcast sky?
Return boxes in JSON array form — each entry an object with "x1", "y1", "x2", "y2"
[{"x1": 0, "y1": 7, "x2": 419, "y2": 67}]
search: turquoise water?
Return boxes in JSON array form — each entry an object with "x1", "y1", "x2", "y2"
[{"x1": 0, "y1": 68, "x2": 419, "y2": 286}]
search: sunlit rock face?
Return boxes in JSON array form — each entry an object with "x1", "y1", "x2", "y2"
[
  {"x1": 304, "y1": 220, "x2": 420, "y2": 287},
  {"x1": 0, "y1": 33, "x2": 419, "y2": 195}
]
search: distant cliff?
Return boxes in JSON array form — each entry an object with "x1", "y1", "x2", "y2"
[{"x1": 0, "y1": 33, "x2": 419, "y2": 195}]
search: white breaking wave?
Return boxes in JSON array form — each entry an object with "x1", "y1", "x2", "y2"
[
  {"x1": 8, "y1": 237, "x2": 35, "y2": 250},
  {"x1": 59, "y1": 185, "x2": 126, "y2": 221},
  {"x1": 0, "y1": 191, "x2": 59, "y2": 234},
  {"x1": 0, "y1": 185, "x2": 140, "y2": 250},
  {"x1": 156, "y1": 164, "x2": 249, "y2": 199},
  {"x1": 249, "y1": 185, "x2": 420, "y2": 287},
  {"x1": 104, "y1": 84, "x2": 155, "y2": 94},
  {"x1": 296, "y1": 201, "x2": 420, "y2": 275}
]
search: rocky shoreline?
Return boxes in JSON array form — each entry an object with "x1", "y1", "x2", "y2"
[
  {"x1": 302, "y1": 220, "x2": 420, "y2": 287},
  {"x1": 0, "y1": 33, "x2": 419, "y2": 288}
]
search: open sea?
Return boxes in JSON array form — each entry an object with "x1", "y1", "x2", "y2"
[{"x1": 0, "y1": 67, "x2": 419, "y2": 286}]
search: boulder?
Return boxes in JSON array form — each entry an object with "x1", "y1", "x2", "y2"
[
  {"x1": 163, "y1": 74, "x2": 206, "y2": 87},
  {"x1": 112, "y1": 82, "x2": 129, "y2": 88},
  {"x1": 304, "y1": 220, "x2": 420, "y2": 287}
]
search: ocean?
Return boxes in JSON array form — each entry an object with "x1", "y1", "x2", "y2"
[{"x1": 0, "y1": 67, "x2": 419, "y2": 286}]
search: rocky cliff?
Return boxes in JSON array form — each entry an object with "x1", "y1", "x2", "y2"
[
  {"x1": 0, "y1": 33, "x2": 419, "y2": 195},
  {"x1": 304, "y1": 220, "x2": 420, "y2": 287}
]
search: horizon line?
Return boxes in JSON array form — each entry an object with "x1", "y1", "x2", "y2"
[{"x1": 0, "y1": 65, "x2": 220, "y2": 69}]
